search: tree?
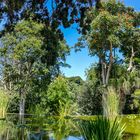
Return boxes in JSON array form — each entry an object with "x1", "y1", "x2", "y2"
[
  {"x1": 0, "y1": 19, "x2": 69, "y2": 115},
  {"x1": 76, "y1": 0, "x2": 140, "y2": 86},
  {"x1": 41, "y1": 76, "x2": 74, "y2": 115}
]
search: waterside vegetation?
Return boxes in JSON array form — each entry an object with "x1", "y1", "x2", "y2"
[{"x1": 0, "y1": 0, "x2": 140, "y2": 139}]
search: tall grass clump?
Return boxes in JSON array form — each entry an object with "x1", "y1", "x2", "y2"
[
  {"x1": 0, "y1": 89, "x2": 10, "y2": 118},
  {"x1": 79, "y1": 117, "x2": 125, "y2": 140},
  {"x1": 102, "y1": 86, "x2": 119, "y2": 118},
  {"x1": 78, "y1": 86, "x2": 125, "y2": 140}
]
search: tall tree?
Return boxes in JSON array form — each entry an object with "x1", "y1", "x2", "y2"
[
  {"x1": 0, "y1": 19, "x2": 69, "y2": 115},
  {"x1": 76, "y1": 0, "x2": 140, "y2": 86}
]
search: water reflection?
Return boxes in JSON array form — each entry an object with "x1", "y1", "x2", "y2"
[
  {"x1": 0, "y1": 115, "x2": 140, "y2": 140},
  {"x1": 0, "y1": 114, "x2": 80, "y2": 140}
]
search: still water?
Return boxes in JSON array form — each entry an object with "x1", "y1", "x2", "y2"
[{"x1": 0, "y1": 114, "x2": 140, "y2": 140}]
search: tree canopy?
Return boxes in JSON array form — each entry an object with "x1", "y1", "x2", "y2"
[
  {"x1": 0, "y1": 19, "x2": 69, "y2": 114},
  {"x1": 76, "y1": 0, "x2": 140, "y2": 86}
]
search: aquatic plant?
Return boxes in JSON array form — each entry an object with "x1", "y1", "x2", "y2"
[{"x1": 79, "y1": 117, "x2": 125, "y2": 140}]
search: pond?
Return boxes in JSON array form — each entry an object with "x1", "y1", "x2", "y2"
[{"x1": 0, "y1": 114, "x2": 140, "y2": 140}]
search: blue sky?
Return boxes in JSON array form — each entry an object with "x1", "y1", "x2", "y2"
[{"x1": 61, "y1": 0, "x2": 140, "y2": 80}]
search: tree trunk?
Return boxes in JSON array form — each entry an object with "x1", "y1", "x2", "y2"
[
  {"x1": 19, "y1": 88, "x2": 25, "y2": 140},
  {"x1": 101, "y1": 60, "x2": 106, "y2": 85},
  {"x1": 19, "y1": 88, "x2": 25, "y2": 126},
  {"x1": 101, "y1": 42, "x2": 113, "y2": 86},
  {"x1": 19, "y1": 94, "x2": 25, "y2": 116},
  {"x1": 127, "y1": 46, "x2": 135, "y2": 72},
  {"x1": 19, "y1": 62, "x2": 25, "y2": 121},
  {"x1": 106, "y1": 42, "x2": 113, "y2": 85}
]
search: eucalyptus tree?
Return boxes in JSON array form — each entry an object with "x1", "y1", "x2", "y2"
[
  {"x1": 76, "y1": 0, "x2": 140, "y2": 86},
  {"x1": 0, "y1": 19, "x2": 69, "y2": 115}
]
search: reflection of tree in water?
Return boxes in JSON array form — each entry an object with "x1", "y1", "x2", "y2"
[
  {"x1": 18, "y1": 124, "x2": 50, "y2": 140},
  {"x1": 25, "y1": 116, "x2": 50, "y2": 140},
  {"x1": 27, "y1": 130, "x2": 48, "y2": 140},
  {"x1": 0, "y1": 114, "x2": 78, "y2": 140}
]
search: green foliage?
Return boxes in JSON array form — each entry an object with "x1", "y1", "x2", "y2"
[
  {"x1": 1, "y1": 20, "x2": 44, "y2": 91},
  {"x1": 0, "y1": 0, "x2": 102, "y2": 41},
  {"x1": 79, "y1": 117, "x2": 125, "y2": 140},
  {"x1": 78, "y1": 83, "x2": 103, "y2": 115},
  {"x1": 0, "y1": 19, "x2": 69, "y2": 114},
  {"x1": 0, "y1": 0, "x2": 139, "y2": 118},
  {"x1": 67, "y1": 76, "x2": 84, "y2": 104},
  {"x1": 40, "y1": 76, "x2": 74, "y2": 115},
  {"x1": 0, "y1": 19, "x2": 69, "y2": 89},
  {"x1": 47, "y1": 77, "x2": 72, "y2": 102},
  {"x1": 58, "y1": 101, "x2": 78, "y2": 117},
  {"x1": 123, "y1": 95, "x2": 140, "y2": 114},
  {"x1": 75, "y1": 0, "x2": 140, "y2": 114},
  {"x1": 134, "y1": 89, "x2": 140, "y2": 96},
  {"x1": 118, "y1": 70, "x2": 140, "y2": 114},
  {"x1": 123, "y1": 90, "x2": 140, "y2": 114},
  {"x1": 121, "y1": 28, "x2": 140, "y2": 62},
  {"x1": 78, "y1": 64, "x2": 103, "y2": 115},
  {"x1": 0, "y1": 20, "x2": 46, "y2": 113},
  {"x1": 7, "y1": 94, "x2": 20, "y2": 113},
  {"x1": 0, "y1": 89, "x2": 10, "y2": 118},
  {"x1": 76, "y1": 0, "x2": 140, "y2": 86},
  {"x1": 79, "y1": 0, "x2": 136, "y2": 54}
]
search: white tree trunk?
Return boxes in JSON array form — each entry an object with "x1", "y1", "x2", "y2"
[{"x1": 127, "y1": 47, "x2": 135, "y2": 72}]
